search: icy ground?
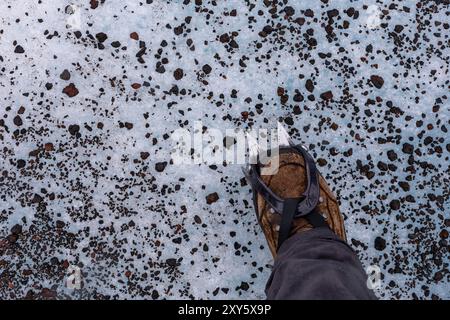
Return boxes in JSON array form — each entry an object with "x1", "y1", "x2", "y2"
[{"x1": 0, "y1": 0, "x2": 449, "y2": 300}]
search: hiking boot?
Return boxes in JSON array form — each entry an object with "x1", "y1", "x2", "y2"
[{"x1": 243, "y1": 144, "x2": 346, "y2": 257}]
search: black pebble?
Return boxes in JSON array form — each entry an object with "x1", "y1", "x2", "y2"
[
  {"x1": 17, "y1": 159, "x2": 26, "y2": 169},
  {"x1": 60, "y1": 69, "x2": 71, "y2": 81},
  {"x1": 68, "y1": 124, "x2": 80, "y2": 135},
  {"x1": 389, "y1": 199, "x2": 400, "y2": 210},
  {"x1": 202, "y1": 64, "x2": 212, "y2": 74},
  {"x1": 95, "y1": 32, "x2": 108, "y2": 43},
  {"x1": 370, "y1": 75, "x2": 384, "y2": 89},
  {"x1": 14, "y1": 45, "x2": 25, "y2": 54},
  {"x1": 374, "y1": 236, "x2": 386, "y2": 251},
  {"x1": 173, "y1": 68, "x2": 184, "y2": 80},
  {"x1": 13, "y1": 115, "x2": 23, "y2": 126},
  {"x1": 155, "y1": 162, "x2": 168, "y2": 172}
]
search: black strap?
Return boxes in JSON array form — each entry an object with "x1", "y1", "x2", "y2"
[
  {"x1": 278, "y1": 203, "x2": 328, "y2": 250},
  {"x1": 242, "y1": 166, "x2": 285, "y2": 214},
  {"x1": 243, "y1": 144, "x2": 321, "y2": 217},
  {"x1": 278, "y1": 198, "x2": 301, "y2": 251},
  {"x1": 305, "y1": 210, "x2": 328, "y2": 228}
]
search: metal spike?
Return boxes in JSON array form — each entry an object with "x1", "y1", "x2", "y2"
[{"x1": 277, "y1": 121, "x2": 293, "y2": 147}]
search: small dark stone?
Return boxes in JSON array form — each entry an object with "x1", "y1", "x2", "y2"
[
  {"x1": 194, "y1": 215, "x2": 202, "y2": 224},
  {"x1": 284, "y1": 6, "x2": 295, "y2": 16},
  {"x1": 68, "y1": 124, "x2": 80, "y2": 135},
  {"x1": 317, "y1": 158, "x2": 327, "y2": 167},
  {"x1": 17, "y1": 159, "x2": 26, "y2": 169},
  {"x1": 14, "y1": 45, "x2": 25, "y2": 54},
  {"x1": 62, "y1": 83, "x2": 79, "y2": 97},
  {"x1": 56, "y1": 220, "x2": 66, "y2": 228},
  {"x1": 389, "y1": 199, "x2": 400, "y2": 210},
  {"x1": 140, "y1": 152, "x2": 150, "y2": 160},
  {"x1": 95, "y1": 32, "x2": 108, "y2": 43},
  {"x1": 13, "y1": 115, "x2": 23, "y2": 126},
  {"x1": 60, "y1": 69, "x2": 71, "y2": 81},
  {"x1": 398, "y1": 181, "x2": 410, "y2": 192},
  {"x1": 206, "y1": 192, "x2": 219, "y2": 204},
  {"x1": 40, "y1": 288, "x2": 57, "y2": 299},
  {"x1": 229, "y1": 39, "x2": 239, "y2": 48},
  {"x1": 156, "y1": 65, "x2": 166, "y2": 73},
  {"x1": 32, "y1": 194, "x2": 43, "y2": 203},
  {"x1": 327, "y1": 9, "x2": 339, "y2": 18},
  {"x1": 307, "y1": 37, "x2": 317, "y2": 47},
  {"x1": 202, "y1": 64, "x2": 212, "y2": 74},
  {"x1": 262, "y1": 25, "x2": 273, "y2": 34},
  {"x1": 155, "y1": 162, "x2": 168, "y2": 172},
  {"x1": 394, "y1": 25, "x2": 404, "y2": 33},
  {"x1": 293, "y1": 92, "x2": 304, "y2": 102},
  {"x1": 374, "y1": 236, "x2": 386, "y2": 251},
  {"x1": 219, "y1": 33, "x2": 230, "y2": 43},
  {"x1": 7, "y1": 234, "x2": 18, "y2": 244},
  {"x1": 130, "y1": 32, "x2": 139, "y2": 40},
  {"x1": 305, "y1": 79, "x2": 314, "y2": 92},
  {"x1": 240, "y1": 282, "x2": 249, "y2": 291},
  {"x1": 151, "y1": 290, "x2": 159, "y2": 300},
  {"x1": 111, "y1": 41, "x2": 121, "y2": 48},
  {"x1": 45, "y1": 83, "x2": 53, "y2": 90},
  {"x1": 304, "y1": 9, "x2": 314, "y2": 18},
  {"x1": 320, "y1": 91, "x2": 333, "y2": 100},
  {"x1": 284, "y1": 117, "x2": 294, "y2": 125},
  {"x1": 166, "y1": 258, "x2": 177, "y2": 267},
  {"x1": 11, "y1": 224, "x2": 22, "y2": 235},
  {"x1": 370, "y1": 75, "x2": 384, "y2": 89},
  {"x1": 387, "y1": 150, "x2": 398, "y2": 161},
  {"x1": 174, "y1": 25, "x2": 184, "y2": 35},
  {"x1": 173, "y1": 68, "x2": 184, "y2": 80},
  {"x1": 402, "y1": 143, "x2": 414, "y2": 154},
  {"x1": 377, "y1": 161, "x2": 388, "y2": 171}
]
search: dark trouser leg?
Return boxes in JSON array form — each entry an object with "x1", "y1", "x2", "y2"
[{"x1": 265, "y1": 227, "x2": 377, "y2": 300}]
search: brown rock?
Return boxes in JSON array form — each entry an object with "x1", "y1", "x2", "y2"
[
  {"x1": 63, "y1": 83, "x2": 79, "y2": 97},
  {"x1": 130, "y1": 32, "x2": 139, "y2": 40},
  {"x1": 173, "y1": 68, "x2": 184, "y2": 80},
  {"x1": 320, "y1": 91, "x2": 333, "y2": 100},
  {"x1": 140, "y1": 152, "x2": 150, "y2": 160},
  {"x1": 41, "y1": 288, "x2": 57, "y2": 299},
  {"x1": 90, "y1": 0, "x2": 99, "y2": 9},
  {"x1": 44, "y1": 143, "x2": 54, "y2": 152},
  {"x1": 206, "y1": 192, "x2": 219, "y2": 204},
  {"x1": 370, "y1": 75, "x2": 384, "y2": 89}
]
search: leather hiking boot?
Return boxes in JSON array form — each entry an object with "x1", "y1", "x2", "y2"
[{"x1": 244, "y1": 145, "x2": 346, "y2": 257}]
